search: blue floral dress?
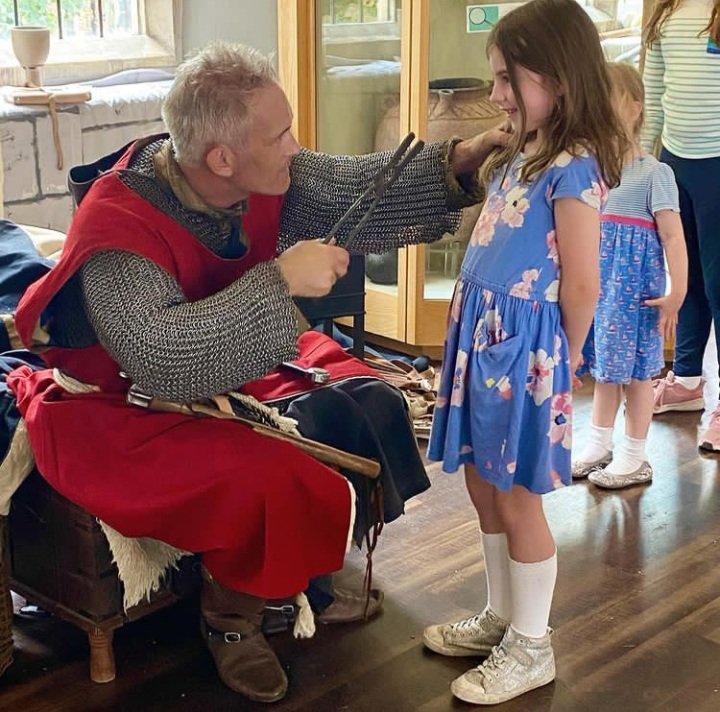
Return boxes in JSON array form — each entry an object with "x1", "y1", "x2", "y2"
[
  {"x1": 428, "y1": 150, "x2": 606, "y2": 493},
  {"x1": 581, "y1": 155, "x2": 678, "y2": 383}
]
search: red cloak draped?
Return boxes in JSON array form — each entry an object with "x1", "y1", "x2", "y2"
[{"x1": 7, "y1": 138, "x2": 370, "y2": 598}]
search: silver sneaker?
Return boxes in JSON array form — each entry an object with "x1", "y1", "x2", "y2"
[
  {"x1": 451, "y1": 626, "x2": 555, "y2": 705},
  {"x1": 588, "y1": 461, "x2": 653, "y2": 489},
  {"x1": 571, "y1": 451, "x2": 612, "y2": 479},
  {"x1": 423, "y1": 608, "x2": 508, "y2": 657}
]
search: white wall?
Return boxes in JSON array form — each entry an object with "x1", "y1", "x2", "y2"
[{"x1": 182, "y1": 0, "x2": 278, "y2": 59}]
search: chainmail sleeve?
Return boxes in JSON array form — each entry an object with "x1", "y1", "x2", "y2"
[
  {"x1": 279, "y1": 141, "x2": 484, "y2": 254},
  {"x1": 79, "y1": 250, "x2": 300, "y2": 401}
]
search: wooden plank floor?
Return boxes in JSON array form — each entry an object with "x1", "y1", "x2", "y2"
[{"x1": 1, "y1": 376, "x2": 720, "y2": 711}]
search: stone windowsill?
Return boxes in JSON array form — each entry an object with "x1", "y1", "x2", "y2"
[{"x1": 0, "y1": 79, "x2": 172, "y2": 122}]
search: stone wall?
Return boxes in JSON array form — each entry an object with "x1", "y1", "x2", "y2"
[{"x1": 0, "y1": 80, "x2": 171, "y2": 232}]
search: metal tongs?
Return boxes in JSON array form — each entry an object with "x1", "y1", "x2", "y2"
[{"x1": 323, "y1": 131, "x2": 425, "y2": 251}]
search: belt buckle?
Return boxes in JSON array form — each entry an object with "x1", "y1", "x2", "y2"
[{"x1": 126, "y1": 384, "x2": 153, "y2": 408}]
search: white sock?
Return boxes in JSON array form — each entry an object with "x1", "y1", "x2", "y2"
[
  {"x1": 481, "y1": 531, "x2": 512, "y2": 621},
  {"x1": 604, "y1": 435, "x2": 647, "y2": 475},
  {"x1": 509, "y1": 552, "x2": 557, "y2": 639},
  {"x1": 577, "y1": 424, "x2": 613, "y2": 463},
  {"x1": 675, "y1": 375, "x2": 702, "y2": 389}
]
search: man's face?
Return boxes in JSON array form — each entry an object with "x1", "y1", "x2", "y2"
[{"x1": 228, "y1": 82, "x2": 301, "y2": 197}]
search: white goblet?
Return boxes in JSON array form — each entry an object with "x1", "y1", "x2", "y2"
[{"x1": 11, "y1": 26, "x2": 51, "y2": 87}]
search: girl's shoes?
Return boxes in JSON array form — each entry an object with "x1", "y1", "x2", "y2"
[
  {"x1": 588, "y1": 461, "x2": 653, "y2": 489},
  {"x1": 451, "y1": 626, "x2": 555, "y2": 705},
  {"x1": 423, "y1": 607, "x2": 508, "y2": 657},
  {"x1": 571, "y1": 451, "x2": 612, "y2": 479}
]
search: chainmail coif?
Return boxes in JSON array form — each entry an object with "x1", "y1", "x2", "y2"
[{"x1": 49, "y1": 138, "x2": 481, "y2": 402}]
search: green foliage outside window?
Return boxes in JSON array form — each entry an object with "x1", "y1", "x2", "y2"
[
  {"x1": 0, "y1": 0, "x2": 137, "y2": 41},
  {"x1": 321, "y1": 0, "x2": 397, "y2": 24}
]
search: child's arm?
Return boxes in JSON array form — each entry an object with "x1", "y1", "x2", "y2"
[
  {"x1": 644, "y1": 210, "x2": 688, "y2": 340},
  {"x1": 555, "y1": 198, "x2": 600, "y2": 374}
]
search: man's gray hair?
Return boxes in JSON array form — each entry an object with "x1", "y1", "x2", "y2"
[{"x1": 162, "y1": 41, "x2": 277, "y2": 165}]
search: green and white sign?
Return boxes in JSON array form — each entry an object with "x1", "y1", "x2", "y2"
[
  {"x1": 466, "y1": 4, "x2": 524, "y2": 33},
  {"x1": 467, "y1": 5, "x2": 499, "y2": 32}
]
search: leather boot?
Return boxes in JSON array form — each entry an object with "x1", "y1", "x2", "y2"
[
  {"x1": 316, "y1": 587, "x2": 384, "y2": 624},
  {"x1": 200, "y1": 574, "x2": 288, "y2": 703}
]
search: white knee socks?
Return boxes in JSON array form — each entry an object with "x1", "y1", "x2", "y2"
[
  {"x1": 577, "y1": 424, "x2": 613, "y2": 463},
  {"x1": 508, "y1": 552, "x2": 557, "y2": 639},
  {"x1": 481, "y1": 531, "x2": 512, "y2": 621},
  {"x1": 482, "y1": 533, "x2": 558, "y2": 639}
]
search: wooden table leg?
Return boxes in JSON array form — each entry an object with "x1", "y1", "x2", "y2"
[{"x1": 88, "y1": 628, "x2": 116, "y2": 683}]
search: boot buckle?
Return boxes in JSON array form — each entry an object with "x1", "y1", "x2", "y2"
[
  {"x1": 262, "y1": 604, "x2": 296, "y2": 635},
  {"x1": 265, "y1": 604, "x2": 295, "y2": 622},
  {"x1": 223, "y1": 631, "x2": 244, "y2": 643}
]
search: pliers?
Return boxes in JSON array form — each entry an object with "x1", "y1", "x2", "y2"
[{"x1": 323, "y1": 132, "x2": 425, "y2": 251}]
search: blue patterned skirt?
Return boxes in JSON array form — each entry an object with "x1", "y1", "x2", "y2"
[
  {"x1": 582, "y1": 217, "x2": 665, "y2": 383},
  {"x1": 428, "y1": 274, "x2": 574, "y2": 494}
]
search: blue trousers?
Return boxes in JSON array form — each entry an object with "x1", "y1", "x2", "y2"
[{"x1": 660, "y1": 149, "x2": 720, "y2": 380}]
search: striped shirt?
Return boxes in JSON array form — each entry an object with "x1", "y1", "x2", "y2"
[
  {"x1": 603, "y1": 154, "x2": 679, "y2": 221},
  {"x1": 641, "y1": 0, "x2": 720, "y2": 158}
]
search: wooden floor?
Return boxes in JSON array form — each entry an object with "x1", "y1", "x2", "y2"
[{"x1": 2, "y1": 377, "x2": 720, "y2": 711}]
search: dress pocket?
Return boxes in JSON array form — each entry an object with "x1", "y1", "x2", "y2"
[
  {"x1": 468, "y1": 334, "x2": 527, "y2": 478},
  {"x1": 475, "y1": 334, "x2": 525, "y2": 381}
]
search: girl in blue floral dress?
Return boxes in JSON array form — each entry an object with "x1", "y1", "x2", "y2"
[
  {"x1": 573, "y1": 63, "x2": 687, "y2": 490},
  {"x1": 423, "y1": 0, "x2": 626, "y2": 705}
]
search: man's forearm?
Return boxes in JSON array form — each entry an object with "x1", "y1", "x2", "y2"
[
  {"x1": 81, "y1": 251, "x2": 300, "y2": 401},
  {"x1": 280, "y1": 143, "x2": 480, "y2": 253}
]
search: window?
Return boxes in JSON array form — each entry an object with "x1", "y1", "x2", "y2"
[
  {"x1": 0, "y1": 0, "x2": 178, "y2": 85},
  {"x1": 322, "y1": 0, "x2": 399, "y2": 25},
  {"x1": 0, "y1": 1, "x2": 139, "y2": 40},
  {"x1": 579, "y1": 0, "x2": 644, "y2": 67}
]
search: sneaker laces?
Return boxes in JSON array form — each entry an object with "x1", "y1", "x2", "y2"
[
  {"x1": 653, "y1": 371, "x2": 682, "y2": 408},
  {"x1": 653, "y1": 371, "x2": 674, "y2": 399},
  {"x1": 451, "y1": 613, "x2": 484, "y2": 634},
  {"x1": 475, "y1": 642, "x2": 509, "y2": 679}
]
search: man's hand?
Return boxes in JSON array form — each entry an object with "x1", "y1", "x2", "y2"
[
  {"x1": 276, "y1": 239, "x2": 350, "y2": 297},
  {"x1": 451, "y1": 120, "x2": 513, "y2": 176}
]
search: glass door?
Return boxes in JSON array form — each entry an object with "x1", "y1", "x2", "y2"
[
  {"x1": 404, "y1": 0, "x2": 510, "y2": 346},
  {"x1": 405, "y1": 0, "x2": 644, "y2": 347},
  {"x1": 314, "y1": 0, "x2": 409, "y2": 341}
]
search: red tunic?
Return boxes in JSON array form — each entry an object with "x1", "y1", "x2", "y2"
[{"x1": 7, "y1": 139, "x2": 372, "y2": 598}]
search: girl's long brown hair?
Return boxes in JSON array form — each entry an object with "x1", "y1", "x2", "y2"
[
  {"x1": 480, "y1": 0, "x2": 626, "y2": 189},
  {"x1": 644, "y1": 0, "x2": 720, "y2": 46}
]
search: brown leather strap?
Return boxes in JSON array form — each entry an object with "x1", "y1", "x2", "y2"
[
  {"x1": 137, "y1": 393, "x2": 381, "y2": 479},
  {"x1": 361, "y1": 483, "x2": 385, "y2": 619}
]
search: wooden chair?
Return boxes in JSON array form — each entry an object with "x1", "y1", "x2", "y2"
[
  {"x1": 295, "y1": 254, "x2": 366, "y2": 359},
  {"x1": 7, "y1": 224, "x2": 197, "y2": 683},
  {"x1": 8, "y1": 469, "x2": 201, "y2": 683}
]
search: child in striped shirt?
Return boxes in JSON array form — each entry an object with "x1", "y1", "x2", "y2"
[
  {"x1": 573, "y1": 63, "x2": 688, "y2": 489},
  {"x1": 643, "y1": 0, "x2": 720, "y2": 451}
]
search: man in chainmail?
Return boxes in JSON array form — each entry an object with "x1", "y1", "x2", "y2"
[{"x1": 8, "y1": 42, "x2": 509, "y2": 703}]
